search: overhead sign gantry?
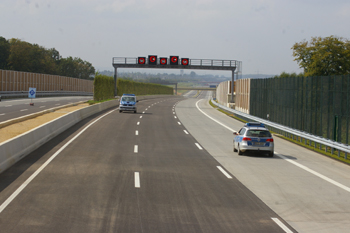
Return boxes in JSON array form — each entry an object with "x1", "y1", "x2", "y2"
[{"x1": 112, "y1": 56, "x2": 242, "y2": 102}]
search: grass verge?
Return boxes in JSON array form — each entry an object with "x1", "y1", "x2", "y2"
[{"x1": 87, "y1": 98, "x2": 116, "y2": 105}]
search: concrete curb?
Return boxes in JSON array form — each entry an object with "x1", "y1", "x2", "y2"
[{"x1": 0, "y1": 99, "x2": 119, "y2": 174}]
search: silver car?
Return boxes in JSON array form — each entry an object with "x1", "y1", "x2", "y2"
[{"x1": 233, "y1": 122, "x2": 274, "y2": 157}]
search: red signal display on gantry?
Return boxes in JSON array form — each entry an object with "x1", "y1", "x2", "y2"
[
  {"x1": 170, "y1": 56, "x2": 179, "y2": 65},
  {"x1": 138, "y1": 57, "x2": 146, "y2": 64},
  {"x1": 181, "y1": 58, "x2": 189, "y2": 66},
  {"x1": 160, "y1": 57, "x2": 167, "y2": 65},
  {"x1": 148, "y1": 55, "x2": 157, "y2": 65}
]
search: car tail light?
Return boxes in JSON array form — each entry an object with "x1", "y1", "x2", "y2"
[
  {"x1": 266, "y1": 138, "x2": 274, "y2": 142},
  {"x1": 242, "y1": 137, "x2": 251, "y2": 141}
]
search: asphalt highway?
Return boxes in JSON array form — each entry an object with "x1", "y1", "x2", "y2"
[
  {"x1": 177, "y1": 92, "x2": 350, "y2": 233},
  {"x1": 0, "y1": 96, "x2": 92, "y2": 123},
  {"x1": 0, "y1": 94, "x2": 295, "y2": 233}
]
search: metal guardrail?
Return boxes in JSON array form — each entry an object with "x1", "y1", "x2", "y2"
[
  {"x1": 112, "y1": 57, "x2": 238, "y2": 68},
  {"x1": 0, "y1": 91, "x2": 93, "y2": 99},
  {"x1": 211, "y1": 99, "x2": 350, "y2": 158}
]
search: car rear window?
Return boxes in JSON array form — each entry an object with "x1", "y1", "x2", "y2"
[
  {"x1": 122, "y1": 97, "x2": 135, "y2": 102},
  {"x1": 246, "y1": 130, "x2": 271, "y2": 137}
]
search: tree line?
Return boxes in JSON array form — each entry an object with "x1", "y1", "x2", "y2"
[
  {"x1": 0, "y1": 37, "x2": 95, "y2": 79},
  {"x1": 274, "y1": 36, "x2": 350, "y2": 79},
  {"x1": 292, "y1": 36, "x2": 350, "y2": 77}
]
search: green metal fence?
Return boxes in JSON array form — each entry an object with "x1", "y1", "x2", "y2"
[{"x1": 250, "y1": 75, "x2": 350, "y2": 145}]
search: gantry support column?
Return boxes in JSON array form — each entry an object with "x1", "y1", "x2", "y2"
[
  {"x1": 114, "y1": 67, "x2": 118, "y2": 96},
  {"x1": 231, "y1": 68, "x2": 236, "y2": 103}
]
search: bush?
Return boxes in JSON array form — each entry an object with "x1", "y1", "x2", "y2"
[
  {"x1": 93, "y1": 74, "x2": 115, "y2": 101},
  {"x1": 117, "y1": 79, "x2": 173, "y2": 96}
]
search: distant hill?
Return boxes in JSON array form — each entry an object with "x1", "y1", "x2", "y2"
[{"x1": 96, "y1": 70, "x2": 275, "y2": 82}]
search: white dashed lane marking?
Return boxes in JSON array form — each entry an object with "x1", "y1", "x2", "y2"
[
  {"x1": 271, "y1": 218, "x2": 293, "y2": 233},
  {"x1": 135, "y1": 172, "x2": 140, "y2": 188},
  {"x1": 195, "y1": 143, "x2": 203, "y2": 150},
  {"x1": 217, "y1": 166, "x2": 232, "y2": 179}
]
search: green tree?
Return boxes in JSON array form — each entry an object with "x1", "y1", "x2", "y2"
[
  {"x1": 4, "y1": 37, "x2": 95, "y2": 79},
  {"x1": 58, "y1": 57, "x2": 95, "y2": 79},
  {"x1": 0, "y1": 36, "x2": 10, "y2": 69},
  {"x1": 8, "y1": 39, "x2": 57, "y2": 74},
  {"x1": 29, "y1": 43, "x2": 57, "y2": 74},
  {"x1": 273, "y1": 72, "x2": 303, "y2": 78},
  {"x1": 8, "y1": 38, "x2": 32, "y2": 72},
  {"x1": 292, "y1": 36, "x2": 350, "y2": 76}
]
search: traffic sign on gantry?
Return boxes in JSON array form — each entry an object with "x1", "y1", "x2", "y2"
[
  {"x1": 113, "y1": 56, "x2": 240, "y2": 71},
  {"x1": 112, "y1": 55, "x2": 242, "y2": 101}
]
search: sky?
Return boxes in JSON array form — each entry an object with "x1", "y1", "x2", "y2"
[{"x1": 1, "y1": 0, "x2": 350, "y2": 76}]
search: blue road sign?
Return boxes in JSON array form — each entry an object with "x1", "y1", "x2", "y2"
[{"x1": 28, "y1": 87, "x2": 36, "y2": 98}]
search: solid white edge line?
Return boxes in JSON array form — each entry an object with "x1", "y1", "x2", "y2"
[
  {"x1": 271, "y1": 218, "x2": 293, "y2": 233},
  {"x1": 135, "y1": 172, "x2": 140, "y2": 188},
  {"x1": 195, "y1": 100, "x2": 235, "y2": 133},
  {"x1": 217, "y1": 166, "x2": 233, "y2": 179},
  {"x1": 196, "y1": 99, "x2": 350, "y2": 193},
  {"x1": 275, "y1": 152, "x2": 350, "y2": 193},
  {"x1": 195, "y1": 143, "x2": 203, "y2": 150},
  {"x1": 134, "y1": 145, "x2": 138, "y2": 153},
  {"x1": 0, "y1": 109, "x2": 116, "y2": 214}
]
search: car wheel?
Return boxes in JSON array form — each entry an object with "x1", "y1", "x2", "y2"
[
  {"x1": 268, "y1": 151, "x2": 274, "y2": 157},
  {"x1": 233, "y1": 144, "x2": 238, "y2": 152},
  {"x1": 119, "y1": 110, "x2": 122, "y2": 113},
  {"x1": 238, "y1": 145, "x2": 243, "y2": 155},
  {"x1": 134, "y1": 110, "x2": 137, "y2": 113}
]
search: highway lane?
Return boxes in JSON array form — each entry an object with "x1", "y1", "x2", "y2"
[
  {"x1": 0, "y1": 95, "x2": 293, "y2": 232},
  {"x1": 176, "y1": 92, "x2": 350, "y2": 233},
  {"x1": 0, "y1": 96, "x2": 92, "y2": 123}
]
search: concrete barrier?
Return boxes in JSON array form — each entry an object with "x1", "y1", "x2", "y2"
[
  {"x1": 0, "y1": 101, "x2": 88, "y2": 129},
  {"x1": 0, "y1": 95, "x2": 181, "y2": 174},
  {"x1": 0, "y1": 99, "x2": 119, "y2": 174}
]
